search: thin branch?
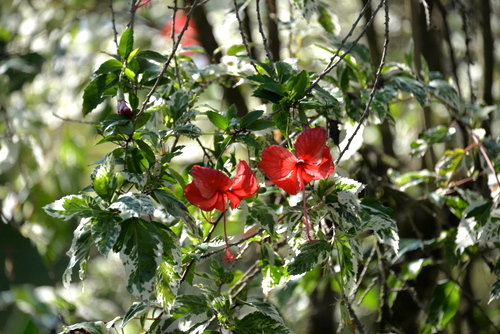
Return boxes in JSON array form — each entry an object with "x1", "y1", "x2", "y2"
[
  {"x1": 167, "y1": 0, "x2": 210, "y2": 10},
  {"x1": 109, "y1": 0, "x2": 120, "y2": 56},
  {"x1": 52, "y1": 112, "x2": 99, "y2": 125},
  {"x1": 336, "y1": 0, "x2": 389, "y2": 164},
  {"x1": 135, "y1": 0, "x2": 200, "y2": 124},
  {"x1": 256, "y1": 0, "x2": 276, "y2": 77},
  {"x1": 233, "y1": 0, "x2": 261, "y2": 74},
  {"x1": 180, "y1": 212, "x2": 223, "y2": 283},
  {"x1": 304, "y1": 0, "x2": 383, "y2": 96}
]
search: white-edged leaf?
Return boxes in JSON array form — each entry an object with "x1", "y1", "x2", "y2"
[
  {"x1": 122, "y1": 302, "x2": 149, "y2": 328},
  {"x1": 43, "y1": 194, "x2": 96, "y2": 221},
  {"x1": 110, "y1": 193, "x2": 154, "y2": 219},
  {"x1": 61, "y1": 321, "x2": 109, "y2": 334},
  {"x1": 118, "y1": 218, "x2": 163, "y2": 300},
  {"x1": 63, "y1": 219, "x2": 92, "y2": 288}
]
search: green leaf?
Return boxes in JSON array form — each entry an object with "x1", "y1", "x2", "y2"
[
  {"x1": 390, "y1": 76, "x2": 427, "y2": 106},
  {"x1": 63, "y1": 220, "x2": 92, "y2": 288},
  {"x1": 92, "y1": 59, "x2": 123, "y2": 77},
  {"x1": 275, "y1": 61, "x2": 294, "y2": 83},
  {"x1": 286, "y1": 70, "x2": 309, "y2": 101},
  {"x1": 259, "y1": 243, "x2": 287, "y2": 293},
  {"x1": 90, "y1": 213, "x2": 121, "y2": 257},
  {"x1": 61, "y1": 321, "x2": 109, "y2": 334},
  {"x1": 109, "y1": 193, "x2": 154, "y2": 219},
  {"x1": 115, "y1": 218, "x2": 163, "y2": 300},
  {"x1": 237, "y1": 135, "x2": 261, "y2": 150},
  {"x1": 149, "y1": 295, "x2": 214, "y2": 334},
  {"x1": 435, "y1": 148, "x2": 465, "y2": 188},
  {"x1": 82, "y1": 73, "x2": 119, "y2": 116},
  {"x1": 239, "y1": 110, "x2": 264, "y2": 129},
  {"x1": 426, "y1": 280, "x2": 460, "y2": 331},
  {"x1": 119, "y1": 28, "x2": 134, "y2": 60},
  {"x1": 137, "y1": 50, "x2": 168, "y2": 63},
  {"x1": 101, "y1": 114, "x2": 134, "y2": 136},
  {"x1": 247, "y1": 200, "x2": 278, "y2": 236},
  {"x1": 246, "y1": 119, "x2": 274, "y2": 131},
  {"x1": 206, "y1": 110, "x2": 229, "y2": 131},
  {"x1": 287, "y1": 240, "x2": 332, "y2": 276},
  {"x1": 235, "y1": 311, "x2": 293, "y2": 334},
  {"x1": 390, "y1": 169, "x2": 434, "y2": 190},
  {"x1": 360, "y1": 198, "x2": 399, "y2": 255},
  {"x1": 134, "y1": 139, "x2": 156, "y2": 165},
  {"x1": 92, "y1": 154, "x2": 117, "y2": 202},
  {"x1": 43, "y1": 194, "x2": 97, "y2": 221},
  {"x1": 420, "y1": 125, "x2": 457, "y2": 144},
  {"x1": 317, "y1": 3, "x2": 335, "y2": 34},
  {"x1": 464, "y1": 199, "x2": 493, "y2": 224},
  {"x1": 293, "y1": 0, "x2": 320, "y2": 22},
  {"x1": 122, "y1": 302, "x2": 149, "y2": 328},
  {"x1": 428, "y1": 79, "x2": 462, "y2": 112},
  {"x1": 152, "y1": 189, "x2": 200, "y2": 238}
]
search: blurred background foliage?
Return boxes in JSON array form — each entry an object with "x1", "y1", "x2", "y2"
[{"x1": 0, "y1": 0, "x2": 499, "y2": 333}]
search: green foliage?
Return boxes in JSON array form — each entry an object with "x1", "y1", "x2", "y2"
[{"x1": 3, "y1": 0, "x2": 500, "y2": 333}]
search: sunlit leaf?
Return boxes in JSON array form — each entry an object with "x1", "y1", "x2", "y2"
[
  {"x1": 109, "y1": 193, "x2": 154, "y2": 220},
  {"x1": 63, "y1": 220, "x2": 92, "y2": 288},
  {"x1": 287, "y1": 240, "x2": 332, "y2": 276},
  {"x1": 428, "y1": 79, "x2": 462, "y2": 112},
  {"x1": 119, "y1": 28, "x2": 134, "y2": 60},
  {"x1": 122, "y1": 302, "x2": 148, "y2": 328},
  {"x1": 82, "y1": 73, "x2": 119, "y2": 116},
  {"x1": 61, "y1": 321, "x2": 109, "y2": 334},
  {"x1": 425, "y1": 280, "x2": 460, "y2": 332}
]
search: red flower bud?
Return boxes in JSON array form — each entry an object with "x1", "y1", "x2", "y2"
[{"x1": 117, "y1": 100, "x2": 133, "y2": 119}]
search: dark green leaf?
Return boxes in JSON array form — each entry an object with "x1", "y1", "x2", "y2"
[
  {"x1": 286, "y1": 70, "x2": 309, "y2": 101},
  {"x1": 152, "y1": 189, "x2": 199, "y2": 238},
  {"x1": 390, "y1": 76, "x2": 427, "y2": 106},
  {"x1": 275, "y1": 61, "x2": 294, "y2": 83},
  {"x1": 102, "y1": 114, "x2": 134, "y2": 136},
  {"x1": 119, "y1": 28, "x2": 134, "y2": 60},
  {"x1": 489, "y1": 279, "x2": 500, "y2": 304},
  {"x1": 428, "y1": 79, "x2": 462, "y2": 112},
  {"x1": 137, "y1": 50, "x2": 168, "y2": 63},
  {"x1": 235, "y1": 311, "x2": 293, "y2": 334},
  {"x1": 464, "y1": 199, "x2": 493, "y2": 225},
  {"x1": 239, "y1": 110, "x2": 264, "y2": 128},
  {"x1": 134, "y1": 139, "x2": 156, "y2": 165},
  {"x1": 288, "y1": 240, "x2": 332, "y2": 275},
  {"x1": 82, "y1": 73, "x2": 119, "y2": 116},
  {"x1": 237, "y1": 135, "x2": 261, "y2": 150},
  {"x1": 245, "y1": 119, "x2": 274, "y2": 131}
]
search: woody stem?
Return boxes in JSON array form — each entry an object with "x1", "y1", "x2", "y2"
[
  {"x1": 223, "y1": 208, "x2": 230, "y2": 252},
  {"x1": 302, "y1": 186, "x2": 314, "y2": 243}
]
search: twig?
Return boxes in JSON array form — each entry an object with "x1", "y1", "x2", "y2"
[
  {"x1": 200, "y1": 228, "x2": 264, "y2": 259},
  {"x1": 167, "y1": 0, "x2": 210, "y2": 10},
  {"x1": 109, "y1": 0, "x2": 120, "y2": 56},
  {"x1": 135, "y1": 0, "x2": 200, "y2": 124},
  {"x1": 256, "y1": 0, "x2": 276, "y2": 78},
  {"x1": 335, "y1": 0, "x2": 389, "y2": 164},
  {"x1": 304, "y1": 0, "x2": 383, "y2": 96},
  {"x1": 180, "y1": 212, "x2": 223, "y2": 283},
  {"x1": 52, "y1": 112, "x2": 99, "y2": 125},
  {"x1": 233, "y1": 0, "x2": 261, "y2": 75}
]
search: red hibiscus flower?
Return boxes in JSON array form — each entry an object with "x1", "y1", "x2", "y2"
[
  {"x1": 184, "y1": 160, "x2": 258, "y2": 261},
  {"x1": 161, "y1": 13, "x2": 200, "y2": 56},
  {"x1": 259, "y1": 127, "x2": 335, "y2": 241}
]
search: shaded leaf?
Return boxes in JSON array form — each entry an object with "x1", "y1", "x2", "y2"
[
  {"x1": 63, "y1": 220, "x2": 92, "y2": 288},
  {"x1": 82, "y1": 73, "x2": 119, "y2": 116}
]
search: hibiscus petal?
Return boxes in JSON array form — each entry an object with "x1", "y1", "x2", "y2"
[
  {"x1": 295, "y1": 127, "x2": 327, "y2": 163},
  {"x1": 191, "y1": 165, "x2": 231, "y2": 199},
  {"x1": 229, "y1": 160, "x2": 259, "y2": 205},
  {"x1": 184, "y1": 182, "x2": 221, "y2": 211},
  {"x1": 259, "y1": 145, "x2": 298, "y2": 180},
  {"x1": 302, "y1": 146, "x2": 335, "y2": 180},
  {"x1": 271, "y1": 167, "x2": 302, "y2": 195}
]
